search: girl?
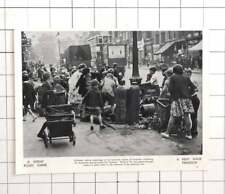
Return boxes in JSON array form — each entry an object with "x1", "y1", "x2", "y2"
[
  {"x1": 82, "y1": 79, "x2": 105, "y2": 130},
  {"x1": 161, "y1": 65, "x2": 195, "y2": 140}
]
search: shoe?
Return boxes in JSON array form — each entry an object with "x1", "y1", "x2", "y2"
[
  {"x1": 99, "y1": 125, "x2": 105, "y2": 130},
  {"x1": 32, "y1": 116, "x2": 38, "y2": 122},
  {"x1": 37, "y1": 133, "x2": 44, "y2": 138},
  {"x1": 192, "y1": 132, "x2": 198, "y2": 138},
  {"x1": 90, "y1": 126, "x2": 94, "y2": 131},
  {"x1": 185, "y1": 134, "x2": 192, "y2": 140},
  {"x1": 110, "y1": 114, "x2": 116, "y2": 121},
  {"x1": 73, "y1": 121, "x2": 76, "y2": 127},
  {"x1": 161, "y1": 132, "x2": 170, "y2": 138}
]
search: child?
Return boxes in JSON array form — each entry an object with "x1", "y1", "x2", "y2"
[
  {"x1": 23, "y1": 71, "x2": 37, "y2": 122},
  {"x1": 161, "y1": 65, "x2": 195, "y2": 140},
  {"x1": 185, "y1": 68, "x2": 200, "y2": 137},
  {"x1": 82, "y1": 79, "x2": 105, "y2": 130},
  {"x1": 146, "y1": 66, "x2": 158, "y2": 85}
]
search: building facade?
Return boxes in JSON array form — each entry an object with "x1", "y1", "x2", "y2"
[{"x1": 110, "y1": 31, "x2": 202, "y2": 66}]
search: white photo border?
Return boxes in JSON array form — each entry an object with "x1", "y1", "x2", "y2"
[{"x1": 15, "y1": 29, "x2": 209, "y2": 174}]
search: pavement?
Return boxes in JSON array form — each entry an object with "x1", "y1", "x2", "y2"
[
  {"x1": 24, "y1": 117, "x2": 202, "y2": 158},
  {"x1": 23, "y1": 66, "x2": 202, "y2": 158}
]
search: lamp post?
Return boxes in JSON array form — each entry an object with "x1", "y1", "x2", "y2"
[
  {"x1": 126, "y1": 31, "x2": 142, "y2": 125},
  {"x1": 150, "y1": 38, "x2": 154, "y2": 64},
  {"x1": 130, "y1": 31, "x2": 142, "y2": 85},
  {"x1": 56, "y1": 32, "x2": 61, "y2": 70}
]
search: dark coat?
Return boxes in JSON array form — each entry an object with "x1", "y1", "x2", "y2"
[
  {"x1": 168, "y1": 74, "x2": 196, "y2": 101},
  {"x1": 23, "y1": 81, "x2": 36, "y2": 108},
  {"x1": 82, "y1": 89, "x2": 103, "y2": 108},
  {"x1": 76, "y1": 73, "x2": 91, "y2": 97},
  {"x1": 39, "y1": 81, "x2": 53, "y2": 107}
]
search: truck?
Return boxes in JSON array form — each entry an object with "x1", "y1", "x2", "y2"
[{"x1": 63, "y1": 45, "x2": 92, "y2": 70}]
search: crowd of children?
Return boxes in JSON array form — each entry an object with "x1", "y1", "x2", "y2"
[{"x1": 22, "y1": 61, "x2": 200, "y2": 140}]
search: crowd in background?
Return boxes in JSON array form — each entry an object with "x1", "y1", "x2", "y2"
[{"x1": 23, "y1": 62, "x2": 124, "y2": 130}]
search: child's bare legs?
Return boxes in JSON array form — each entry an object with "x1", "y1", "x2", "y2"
[
  {"x1": 90, "y1": 113, "x2": 105, "y2": 131},
  {"x1": 90, "y1": 114, "x2": 94, "y2": 130},
  {"x1": 23, "y1": 106, "x2": 28, "y2": 121},
  {"x1": 184, "y1": 113, "x2": 192, "y2": 139},
  {"x1": 98, "y1": 114, "x2": 105, "y2": 130},
  {"x1": 111, "y1": 104, "x2": 116, "y2": 114},
  {"x1": 161, "y1": 115, "x2": 174, "y2": 138},
  {"x1": 28, "y1": 108, "x2": 37, "y2": 122},
  {"x1": 23, "y1": 105, "x2": 37, "y2": 122},
  {"x1": 23, "y1": 113, "x2": 27, "y2": 121}
]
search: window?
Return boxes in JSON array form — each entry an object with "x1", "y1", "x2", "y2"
[
  {"x1": 168, "y1": 32, "x2": 172, "y2": 40},
  {"x1": 146, "y1": 31, "x2": 152, "y2": 39},
  {"x1": 161, "y1": 32, "x2": 166, "y2": 43},
  {"x1": 98, "y1": 36, "x2": 103, "y2": 44},
  {"x1": 115, "y1": 31, "x2": 118, "y2": 38},
  {"x1": 155, "y1": 34, "x2": 159, "y2": 44}
]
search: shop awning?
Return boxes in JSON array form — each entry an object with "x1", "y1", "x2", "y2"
[
  {"x1": 154, "y1": 41, "x2": 175, "y2": 55},
  {"x1": 189, "y1": 40, "x2": 202, "y2": 51},
  {"x1": 154, "y1": 39, "x2": 185, "y2": 55}
]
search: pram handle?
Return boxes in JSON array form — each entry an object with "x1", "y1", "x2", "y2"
[
  {"x1": 156, "y1": 98, "x2": 170, "y2": 108},
  {"x1": 157, "y1": 98, "x2": 170, "y2": 101},
  {"x1": 46, "y1": 119, "x2": 75, "y2": 124},
  {"x1": 47, "y1": 104, "x2": 73, "y2": 109},
  {"x1": 46, "y1": 113, "x2": 74, "y2": 117}
]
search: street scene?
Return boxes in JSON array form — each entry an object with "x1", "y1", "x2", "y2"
[{"x1": 21, "y1": 31, "x2": 202, "y2": 157}]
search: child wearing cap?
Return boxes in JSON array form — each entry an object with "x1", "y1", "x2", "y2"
[{"x1": 82, "y1": 79, "x2": 105, "y2": 130}]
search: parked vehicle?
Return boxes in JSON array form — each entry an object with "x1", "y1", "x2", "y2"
[{"x1": 63, "y1": 45, "x2": 92, "y2": 70}]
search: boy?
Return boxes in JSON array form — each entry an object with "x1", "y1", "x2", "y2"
[{"x1": 146, "y1": 66, "x2": 158, "y2": 85}]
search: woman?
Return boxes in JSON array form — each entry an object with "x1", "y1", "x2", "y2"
[
  {"x1": 161, "y1": 65, "x2": 195, "y2": 140},
  {"x1": 76, "y1": 67, "x2": 91, "y2": 97},
  {"x1": 52, "y1": 76, "x2": 67, "y2": 105},
  {"x1": 38, "y1": 72, "x2": 53, "y2": 115},
  {"x1": 160, "y1": 68, "x2": 173, "y2": 98},
  {"x1": 68, "y1": 64, "x2": 85, "y2": 104},
  {"x1": 102, "y1": 71, "x2": 118, "y2": 115},
  {"x1": 158, "y1": 68, "x2": 173, "y2": 130}
]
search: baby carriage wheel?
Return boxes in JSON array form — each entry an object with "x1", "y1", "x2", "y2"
[
  {"x1": 43, "y1": 132, "x2": 48, "y2": 148},
  {"x1": 49, "y1": 137, "x2": 52, "y2": 144},
  {"x1": 73, "y1": 137, "x2": 76, "y2": 146},
  {"x1": 69, "y1": 131, "x2": 76, "y2": 146},
  {"x1": 71, "y1": 131, "x2": 76, "y2": 146}
]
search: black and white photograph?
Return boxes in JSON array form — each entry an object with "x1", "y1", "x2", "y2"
[{"x1": 16, "y1": 30, "x2": 205, "y2": 173}]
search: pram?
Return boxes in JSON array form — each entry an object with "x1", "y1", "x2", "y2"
[
  {"x1": 139, "y1": 82, "x2": 189, "y2": 138},
  {"x1": 41, "y1": 104, "x2": 76, "y2": 148},
  {"x1": 139, "y1": 82, "x2": 170, "y2": 131},
  {"x1": 36, "y1": 87, "x2": 67, "y2": 116},
  {"x1": 41, "y1": 90, "x2": 76, "y2": 148}
]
